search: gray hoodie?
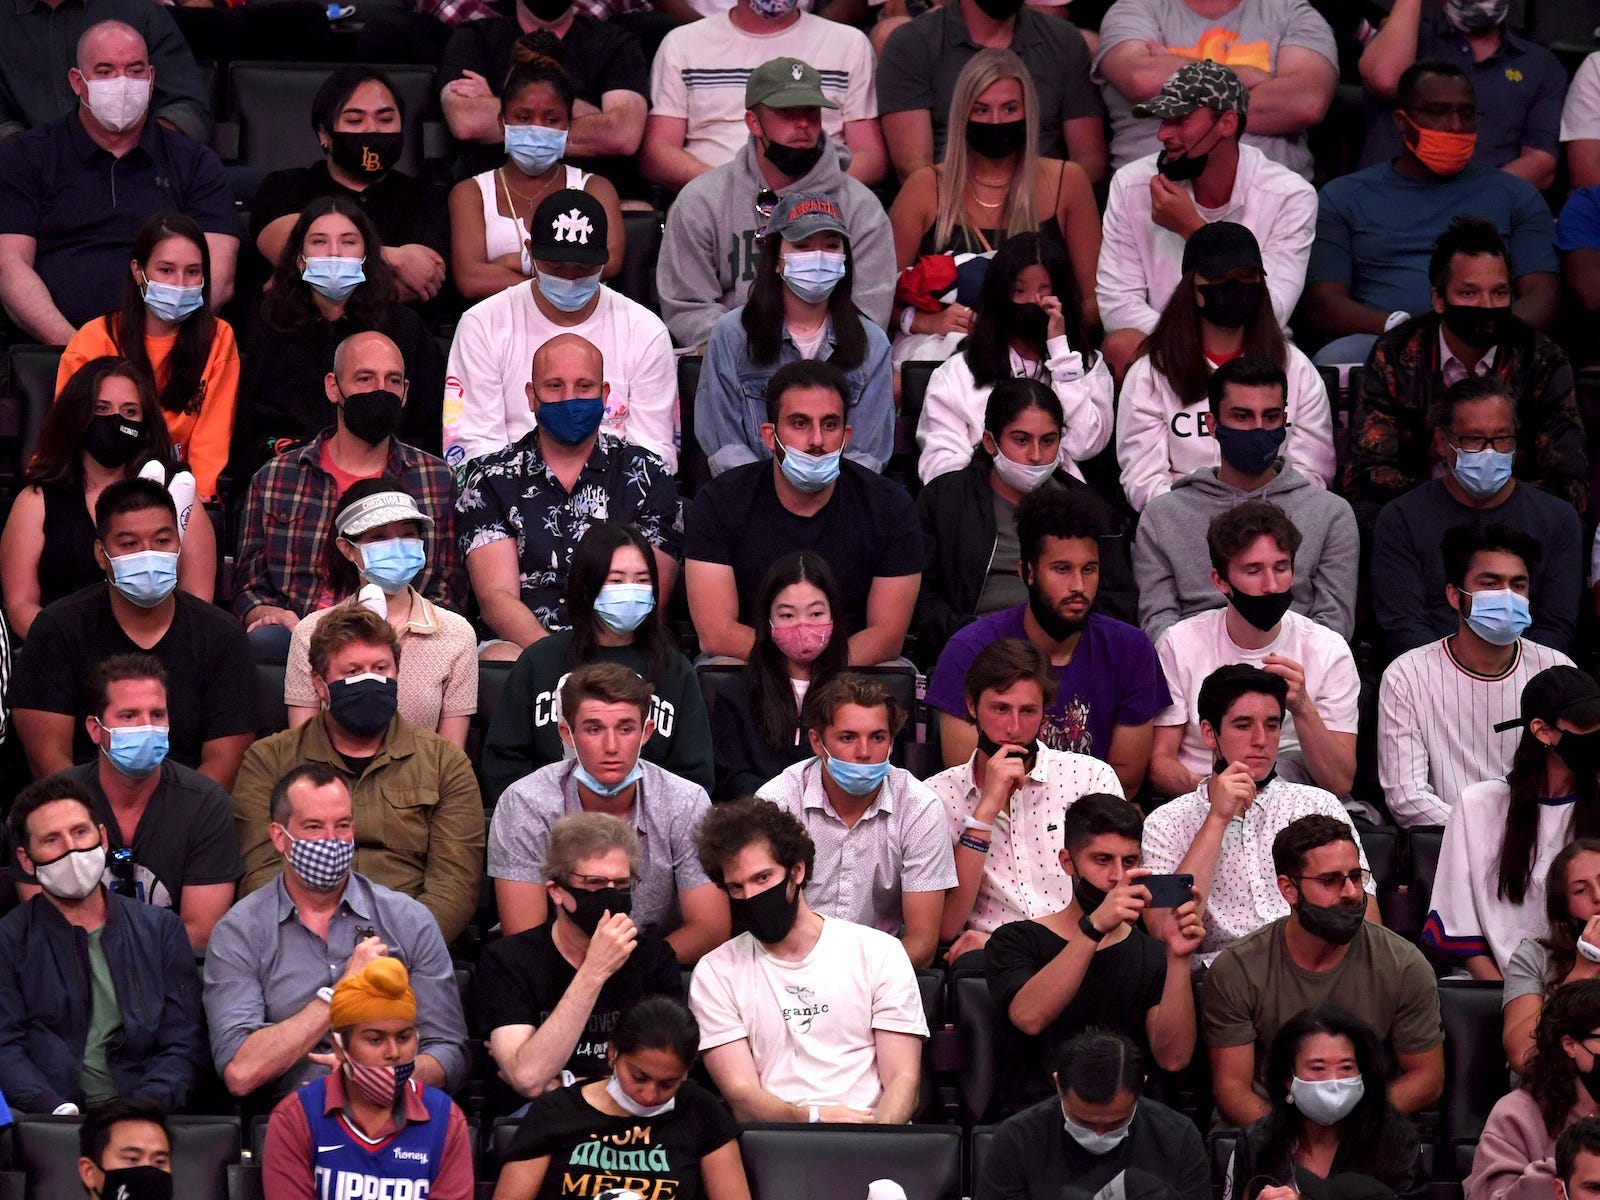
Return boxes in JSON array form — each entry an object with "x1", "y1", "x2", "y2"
[
  {"x1": 656, "y1": 136, "x2": 895, "y2": 349},
  {"x1": 1132, "y1": 465, "x2": 1360, "y2": 644}
]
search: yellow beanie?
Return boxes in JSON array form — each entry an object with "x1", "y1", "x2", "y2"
[{"x1": 329, "y1": 956, "x2": 416, "y2": 1029}]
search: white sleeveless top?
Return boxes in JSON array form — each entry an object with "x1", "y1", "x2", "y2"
[{"x1": 473, "y1": 163, "x2": 592, "y2": 268}]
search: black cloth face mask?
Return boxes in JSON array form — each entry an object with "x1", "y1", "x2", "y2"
[
  {"x1": 729, "y1": 877, "x2": 800, "y2": 943},
  {"x1": 327, "y1": 131, "x2": 402, "y2": 178},
  {"x1": 965, "y1": 117, "x2": 1028, "y2": 160},
  {"x1": 764, "y1": 134, "x2": 826, "y2": 179},
  {"x1": 977, "y1": 729, "x2": 1039, "y2": 771},
  {"x1": 560, "y1": 885, "x2": 633, "y2": 936},
  {"x1": 83, "y1": 414, "x2": 144, "y2": 468},
  {"x1": 1226, "y1": 586, "x2": 1293, "y2": 632},
  {"x1": 339, "y1": 388, "x2": 404, "y2": 444}
]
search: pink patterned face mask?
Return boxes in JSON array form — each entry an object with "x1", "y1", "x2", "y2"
[{"x1": 770, "y1": 621, "x2": 833, "y2": 664}]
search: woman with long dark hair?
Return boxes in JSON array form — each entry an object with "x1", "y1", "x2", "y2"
[
  {"x1": 1225, "y1": 1006, "x2": 1423, "y2": 1200},
  {"x1": 917, "y1": 232, "x2": 1111, "y2": 485},
  {"x1": 481, "y1": 520, "x2": 712, "y2": 802},
  {"x1": 56, "y1": 212, "x2": 238, "y2": 501},
  {"x1": 1428, "y1": 666, "x2": 1600, "y2": 981},
  {"x1": 1504, "y1": 839, "x2": 1600, "y2": 1073},
  {"x1": 694, "y1": 191, "x2": 894, "y2": 476},
  {"x1": 710, "y1": 551, "x2": 848, "y2": 802},
  {"x1": 1115, "y1": 220, "x2": 1334, "y2": 512},
  {"x1": 1, "y1": 357, "x2": 215, "y2": 637}
]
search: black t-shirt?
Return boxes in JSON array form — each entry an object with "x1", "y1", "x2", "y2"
[
  {"x1": 505, "y1": 1079, "x2": 737, "y2": 1200},
  {"x1": 249, "y1": 162, "x2": 450, "y2": 265},
  {"x1": 11, "y1": 585, "x2": 257, "y2": 768},
  {"x1": 986, "y1": 920, "x2": 1167, "y2": 1115},
  {"x1": 683, "y1": 460, "x2": 923, "y2": 638}
]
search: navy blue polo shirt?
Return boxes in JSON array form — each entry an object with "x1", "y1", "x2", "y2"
[{"x1": 0, "y1": 112, "x2": 237, "y2": 327}]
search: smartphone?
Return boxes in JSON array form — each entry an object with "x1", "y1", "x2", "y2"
[{"x1": 1142, "y1": 873, "x2": 1195, "y2": 909}]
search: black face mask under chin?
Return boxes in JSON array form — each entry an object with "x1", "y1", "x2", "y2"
[
  {"x1": 978, "y1": 729, "x2": 1038, "y2": 771},
  {"x1": 763, "y1": 134, "x2": 826, "y2": 179},
  {"x1": 1295, "y1": 896, "x2": 1366, "y2": 945}
]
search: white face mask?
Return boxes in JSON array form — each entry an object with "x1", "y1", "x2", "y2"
[
  {"x1": 1289, "y1": 1074, "x2": 1364, "y2": 1125},
  {"x1": 605, "y1": 1071, "x2": 675, "y2": 1117},
  {"x1": 83, "y1": 76, "x2": 152, "y2": 133},
  {"x1": 988, "y1": 437, "x2": 1057, "y2": 493},
  {"x1": 33, "y1": 845, "x2": 107, "y2": 901},
  {"x1": 1062, "y1": 1112, "x2": 1132, "y2": 1155}
]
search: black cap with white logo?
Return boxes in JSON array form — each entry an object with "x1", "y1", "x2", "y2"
[{"x1": 528, "y1": 188, "x2": 609, "y2": 267}]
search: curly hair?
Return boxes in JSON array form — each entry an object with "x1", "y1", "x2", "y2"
[
  {"x1": 694, "y1": 799, "x2": 815, "y2": 889},
  {"x1": 1524, "y1": 979, "x2": 1600, "y2": 1134}
]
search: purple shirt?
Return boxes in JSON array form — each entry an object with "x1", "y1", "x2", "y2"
[{"x1": 925, "y1": 607, "x2": 1170, "y2": 760}]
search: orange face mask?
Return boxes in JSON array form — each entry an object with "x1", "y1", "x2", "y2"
[{"x1": 1399, "y1": 113, "x2": 1476, "y2": 176}]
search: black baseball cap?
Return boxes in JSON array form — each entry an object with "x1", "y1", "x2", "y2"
[
  {"x1": 528, "y1": 189, "x2": 609, "y2": 267},
  {"x1": 1494, "y1": 666, "x2": 1600, "y2": 733},
  {"x1": 1182, "y1": 220, "x2": 1265, "y2": 279}
]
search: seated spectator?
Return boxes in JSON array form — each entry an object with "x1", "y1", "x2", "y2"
[
  {"x1": 978, "y1": 1030, "x2": 1209, "y2": 1200},
  {"x1": 876, "y1": 0, "x2": 1104, "y2": 184},
  {"x1": 484, "y1": 521, "x2": 711, "y2": 800},
  {"x1": 684, "y1": 359, "x2": 921, "y2": 665},
  {"x1": 0, "y1": 21, "x2": 236, "y2": 346},
  {"x1": 1467, "y1": 980, "x2": 1600, "y2": 1200},
  {"x1": 689, "y1": 799, "x2": 927, "y2": 1123},
  {"x1": 1093, "y1": 0, "x2": 1337, "y2": 179},
  {"x1": 1224, "y1": 1006, "x2": 1426, "y2": 1200},
  {"x1": 250, "y1": 67, "x2": 448, "y2": 314},
  {"x1": 234, "y1": 199, "x2": 446, "y2": 479},
  {"x1": 643, "y1": 0, "x2": 885, "y2": 189},
  {"x1": 927, "y1": 639, "x2": 1126, "y2": 961},
  {"x1": 489, "y1": 663, "x2": 728, "y2": 961},
  {"x1": 660, "y1": 56, "x2": 895, "y2": 351},
  {"x1": 1378, "y1": 523, "x2": 1573, "y2": 830},
  {"x1": 887, "y1": 48, "x2": 1100, "y2": 364},
  {"x1": 236, "y1": 607, "x2": 483, "y2": 942},
  {"x1": 1206, "y1": 815, "x2": 1444, "y2": 1127},
  {"x1": 1371, "y1": 378, "x2": 1583, "y2": 656},
  {"x1": 1150, "y1": 503, "x2": 1359, "y2": 799},
  {"x1": 234, "y1": 330, "x2": 463, "y2": 660},
  {"x1": 1558, "y1": 1122, "x2": 1600, "y2": 1200},
  {"x1": 445, "y1": 190, "x2": 676, "y2": 470},
  {"x1": 477, "y1": 813, "x2": 683, "y2": 1099},
  {"x1": 1135, "y1": 357, "x2": 1358, "y2": 643},
  {"x1": 1348, "y1": 218, "x2": 1587, "y2": 519},
  {"x1": 1144, "y1": 665, "x2": 1376, "y2": 967},
  {"x1": 447, "y1": 34, "x2": 625, "y2": 299},
  {"x1": 758, "y1": 673, "x2": 957, "y2": 968},
  {"x1": 261, "y1": 957, "x2": 475, "y2": 1200},
  {"x1": 1557, "y1": 182, "x2": 1600, "y2": 366},
  {"x1": 1116, "y1": 221, "x2": 1334, "y2": 513},
  {"x1": 699, "y1": 192, "x2": 892, "y2": 477},
  {"x1": 204, "y1": 764, "x2": 470, "y2": 1100},
  {"x1": 1097, "y1": 62, "x2": 1317, "y2": 380},
  {"x1": 987, "y1": 793, "x2": 1203, "y2": 1116},
  {"x1": 493, "y1": 997, "x2": 748, "y2": 1200},
  {"x1": 56, "y1": 213, "x2": 238, "y2": 501},
  {"x1": 1357, "y1": 0, "x2": 1564, "y2": 189},
  {"x1": 917, "y1": 232, "x2": 1113, "y2": 487},
  {"x1": 1565, "y1": 53, "x2": 1600, "y2": 190},
  {"x1": 1306, "y1": 62, "x2": 1559, "y2": 365},
  {"x1": 285, "y1": 481, "x2": 477, "y2": 749},
  {"x1": 74, "y1": 1100, "x2": 174, "y2": 1200},
  {"x1": 1426, "y1": 666, "x2": 1600, "y2": 979},
  {"x1": 0, "y1": 776, "x2": 205, "y2": 1114},
  {"x1": 926, "y1": 482, "x2": 1167, "y2": 792},
  {"x1": 1504, "y1": 840, "x2": 1600, "y2": 1075},
  {"x1": 455, "y1": 334, "x2": 682, "y2": 657},
  {"x1": 12, "y1": 477, "x2": 254, "y2": 788},
  {"x1": 0, "y1": 358, "x2": 215, "y2": 640},
  {"x1": 917, "y1": 380, "x2": 1137, "y2": 651}
]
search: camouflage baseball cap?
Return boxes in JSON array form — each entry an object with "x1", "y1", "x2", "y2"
[
  {"x1": 1132, "y1": 61, "x2": 1249, "y2": 120},
  {"x1": 745, "y1": 58, "x2": 840, "y2": 111}
]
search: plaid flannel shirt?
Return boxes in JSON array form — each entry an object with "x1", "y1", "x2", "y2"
[
  {"x1": 414, "y1": 0, "x2": 499, "y2": 28},
  {"x1": 233, "y1": 429, "x2": 467, "y2": 620}
]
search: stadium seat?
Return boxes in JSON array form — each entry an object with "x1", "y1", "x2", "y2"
[
  {"x1": 1353, "y1": 820, "x2": 1400, "y2": 895},
  {"x1": 892, "y1": 360, "x2": 940, "y2": 488},
  {"x1": 677, "y1": 355, "x2": 710, "y2": 498},
  {"x1": 1409, "y1": 825, "x2": 1445, "y2": 915},
  {"x1": 738, "y1": 1124, "x2": 962, "y2": 1200},
  {"x1": 969, "y1": 1125, "x2": 998, "y2": 1195},
  {"x1": 1, "y1": 343, "x2": 62, "y2": 488},
  {"x1": 952, "y1": 971, "x2": 1002, "y2": 1126},
  {"x1": 0, "y1": 1172, "x2": 21, "y2": 1200},
  {"x1": 618, "y1": 213, "x2": 663, "y2": 312},
  {"x1": 256, "y1": 659, "x2": 289, "y2": 736},
  {"x1": 13, "y1": 1115, "x2": 240, "y2": 1200},
  {"x1": 1437, "y1": 979, "x2": 1507, "y2": 1153},
  {"x1": 228, "y1": 1163, "x2": 263, "y2": 1200},
  {"x1": 915, "y1": 968, "x2": 945, "y2": 1030},
  {"x1": 1210, "y1": 1131, "x2": 1238, "y2": 1188},
  {"x1": 477, "y1": 658, "x2": 515, "y2": 735}
]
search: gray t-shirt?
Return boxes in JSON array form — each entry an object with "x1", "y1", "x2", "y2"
[
  {"x1": 1093, "y1": 0, "x2": 1338, "y2": 179},
  {"x1": 1504, "y1": 937, "x2": 1550, "y2": 1005},
  {"x1": 978, "y1": 492, "x2": 1027, "y2": 614}
]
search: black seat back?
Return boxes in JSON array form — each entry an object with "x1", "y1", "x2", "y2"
[
  {"x1": 257, "y1": 659, "x2": 289, "y2": 736},
  {"x1": 738, "y1": 1124, "x2": 962, "y2": 1200},
  {"x1": 2, "y1": 343, "x2": 63, "y2": 486},
  {"x1": 1438, "y1": 979, "x2": 1507, "y2": 1150},
  {"x1": 678, "y1": 354, "x2": 710, "y2": 497},
  {"x1": 15, "y1": 1116, "x2": 240, "y2": 1200},
  {"x1": 953, "y1": 972, "x2": 1001, "y2": 1127}
]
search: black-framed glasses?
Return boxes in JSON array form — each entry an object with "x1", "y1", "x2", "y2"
[
  {"x1": 1293, "y1": 868, "x2": 1369, "y2": 890},
  {"x1": 1449, "y1": 434, "x2": 1517, "y2": 454},
  {"x1": 568, "y1": 874, "x2": 635, "y2": 893}
]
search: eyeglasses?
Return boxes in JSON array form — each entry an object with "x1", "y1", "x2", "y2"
[
  {"x1": 569, "y1": 874, "x2": 635, "y2": 893},
  {"x1": 1293, "y1": 868, "x2": 1369, "y2": 891},
  {"x1": 1449, "y1": 434, "x2": 1517, "y2": 454}
]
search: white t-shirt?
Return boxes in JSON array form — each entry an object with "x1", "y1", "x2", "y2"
[
  {"x1": 1562, "y1": 52, "x2": 1600, "y2": 143},
  {"x1": 689, "y1": 917, "x2": 928, "y2": 1110},
  {"x1": 649, "y1": 12, "x2": 878, "y2": 170},
  {"x1": 1154, "y1": 608, "x2": 1360, "y2": 779}
]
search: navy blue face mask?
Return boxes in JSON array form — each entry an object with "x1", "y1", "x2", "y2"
[{"x1": 1213, "y1": 423, "x2": 1286, "y2": 476}]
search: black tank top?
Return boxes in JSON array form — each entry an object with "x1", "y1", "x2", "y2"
[{"x1": 40, "y1": 481, "x2": 105, "y2": 606}]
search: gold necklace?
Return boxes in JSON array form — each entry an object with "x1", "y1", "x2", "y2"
[{"x1": 497, "y1": 167, "x2": 560, "y2": 218}]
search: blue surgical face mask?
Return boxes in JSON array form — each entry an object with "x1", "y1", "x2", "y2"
[
  {"x1": 536, "y1": 267, "x2": 603, "y2": 313},
  {"x1": 1062, "y1": 1113, "x2": 1132, "y2": 1156},
  {"x1": 96, "y1": 720, "x2": 169, "y2": 778},
  {"x1": 1460, "y1": 586, "x2": 1532, "y2": 646},
  {"x1": 141, "y1": 278, "x2": 205, "y2": 324},
  {"x1": 1451, "y1": 446, "x2": 1514, "y2": 499},
  {"x1": 823, "y1": 749, "x2": 891, "y2": 796},
  {"x1": 776, "y1": 442, "x2": 842, "y2": 493},
  {"x1": 574, "y1": 760, "x2": 644, "y2": 798},
  {"x1": 594, "y1": 583, "x2": 656, "y2": 634},
  {"x1": 504, "y1": 123, "x2": 568, "y2": 175},
  {"x1": 108, "y1": 549, "x2": 179, "y2": 608},
  {"x1": 781, "y1": 248, "x2": 847, "y2": 304},
  {"x1": 538, "y1": 396, "x2": 606, "y2": 446},
  {"x1": 357, "y1": 537, "x2": 426, "y2": 595},
  {"x1": 302, "y1": 255, "x2": 367, "y2": 303}
]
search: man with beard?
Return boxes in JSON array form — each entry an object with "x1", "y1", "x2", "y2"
[
  {"x1": 926, "y1": 483, "x2": 1169, "y2": 796},
  {"x1": 1205, "y1": 815, "x2": 1443, "y2": 1126}
]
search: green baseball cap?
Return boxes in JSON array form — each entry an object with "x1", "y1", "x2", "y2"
[
  {"x1": 745, "y1": 57, "x2": 840, "y2": 112},
  {"x1": 1132, "y1": 60, "x2": 1249, "y2": 120}
]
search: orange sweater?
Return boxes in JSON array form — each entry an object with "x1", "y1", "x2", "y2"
[{"x1": 56, "y1": 316, "x2": 240, "y2": 499}]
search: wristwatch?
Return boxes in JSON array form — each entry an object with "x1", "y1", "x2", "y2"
[
  {"x1": 1078, "y1": 913, "x2": 1108, "y2": 943},
  {"x1": 316, "y1": 986, "x2": 336, "y2": 1005}
]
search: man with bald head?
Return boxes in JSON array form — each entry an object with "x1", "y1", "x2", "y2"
[
  {"x1": 0, "y1": 19, "x2": 235, "y2": 344},
  {"x1": 235, "y1": 330, "x2": 464, "y2": 660},
  {"x1": 456, "y1": 331, "x2": 683, "y2": 659}
]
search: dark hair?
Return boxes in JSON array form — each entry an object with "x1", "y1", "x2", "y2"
[
  {"x1": 1557, "y1": 1116, "x2": 1600, "y2": 1183},
  {"x1": 502, "y1": 31, "x2": 575, "y2": 113},
  {"x1": 565, "y1": 521, "x2": 669, "y2": 683},
  {"x1": 1207, "y1": 501, "x2": 1302, "y2": 577},
  {"x1": 1396, "y1": 59, "x2": 1471, "y2": 113},
  {"x1": 1430, "y1": 374, "x2": 1518, "y2": 434},
  {"x1": 31, "y1": 357, "x2": 172, "y2": 488},
  {"x1": 745, "y1": 551, "x2": 847, "y2": 751},
  {"x1": 323, "y1": 476, "x2": 420, "y2": 598},
  {"x1": 1540, "y1": 839, "x2": 1600, "y2": 989},
  {"x1": 741, "y1": 231, "x2": 867, "y2": 369},
  {"x1": 984, "y1": 376, "x2": 1064, "y2": 441},
  {"x1": 94, "y1": 476, "x2": 177, "y2": 543},
  {"x1": 312, "y1": 66, "x2": 405, "y2": 139},
  {"x1": 1524, "y1": 979, "x2": 1600, "y2": 1134},
  {"x1": 695, "y1": 798, "x2": 816, "y2": 888},
  {"x1": 1016, "y1": 481, "x2": 1106, "y2": 569},
  {"x1": 611, "y1": 996, "x2": 700, "y2": 1069},
  {"x1": 79, "y1": 1098, "x2": 171, "y2": 1165},
  {"x1": 1256, "y1": 1007, "x2": 1396, "y2": 1167},
  {"x1": 559, "y1": 660, "x2": 655, "y2": 724},
  {"x1": 1206, "y1": 355, "x2": 1288, "y2": 416},
  {"x1": 269, "y1": 761, "x2": 345, "y2": 827},
  {"x1": 963, "y1": 637, "x2": 1058, "y2": 711},
  {"x1": 1055, "y1": 1030, "x2": 1144, "y2": 1103},
  {"x1": 1142, "y1": 256, "x2": 1285, "y2": 407},
  {"x1": 1428, "y1": 215, "x2": 1511, "y2": 294},
  {"x1": 1197, "y1": 663, "x2": 1288, "y2": 730},
  {"x1": 1499, "y1": 739, "x2": 1600, "y2": 906},
  {"x1": 763, "y1": 358, "x2": 852, "y2": 427},
  {"x1": 964, "y1": 232, "x2": 1089, "y2": 389},
  {"x1": 112, "y1": 212, "x2": 216, "y2": 416},
  {"x1": 801, "y1": 673, "x2": 907, "y2": 739},
  {"x1": 1441, "y1": 521, "x2": 1541, "y2": 589},
  {"x1": 1272, "y1": 815, "x2": 1357, "y2": 879},
  {"x1": 8, "y1": 774, "x2": 96, "y2": 860},
  {"x1": 261, "y1": 196, "x2": 398, "y2": 331},
  {"x1": 1062, "y1": 793, "x2": 1143, "y2": 854},
  {"x1": 87, "y1": 653, "x2": 168, "y2": 718},
  {"x1": 308, "y1": 604, "x2": 402, "y2": 679}
]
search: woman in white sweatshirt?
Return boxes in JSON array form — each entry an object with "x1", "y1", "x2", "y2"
[
  {"x1": 1114, "y1": 221, "x2": 1334, "y2": 513},
  {"x1": 915, "y1": 231, "x2": 1112, "y2": 485}
]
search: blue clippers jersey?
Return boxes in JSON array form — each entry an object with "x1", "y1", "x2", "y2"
[{"x1": 297, "y1": 1078, "x2": 452, "y2": 1200}]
